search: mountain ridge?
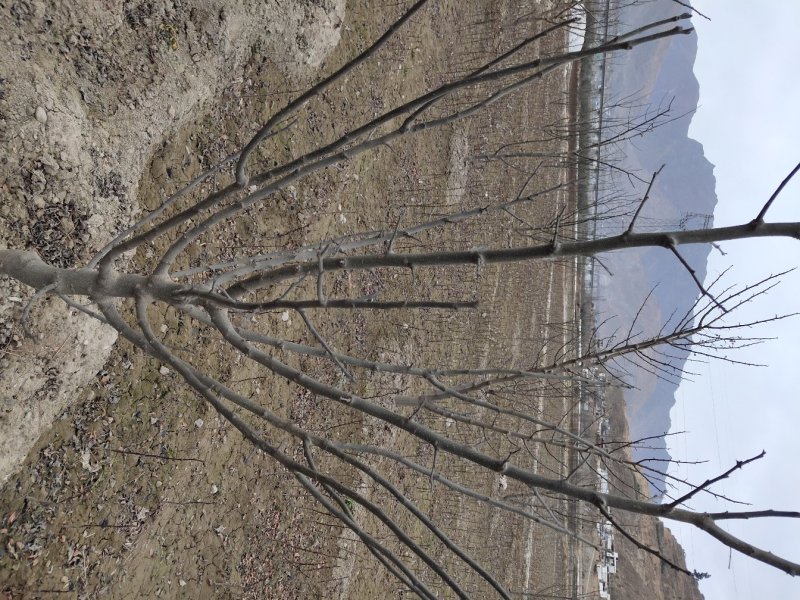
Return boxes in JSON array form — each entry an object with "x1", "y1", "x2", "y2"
[{"x1": 594, "y1": 0, "x2": 718, "y2": 496}]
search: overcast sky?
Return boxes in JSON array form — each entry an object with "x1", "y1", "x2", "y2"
[{"x1": 667, "y1": 2, "x2": 800, "y2": 598}]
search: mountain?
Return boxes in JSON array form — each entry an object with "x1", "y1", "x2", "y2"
[
  {"x1": 604, "y1": 388, "x2": 705, "y2": 600},
  {"x1": 593, "y1": 0, "x2": 718, "y2": 496}
]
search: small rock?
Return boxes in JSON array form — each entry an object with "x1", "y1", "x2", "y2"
[
  {"x1": 194, "y1": 418, "x2": 204, "y2": 428},
  {"x1": 281, "y1": 311, "x2": 290, "y2": 322},
  {"x1": 159, "y1": 365, "x2": 170, "y2": 375},
  {"x1": 40, "y1": 153, "x2": 59, "y2": 175},
  {"x1": 35, "y1": 106, "x2": 47, "y2": 124},
  {"x1": 87, "y1": 214, "x2": 105, "y2": 229}
]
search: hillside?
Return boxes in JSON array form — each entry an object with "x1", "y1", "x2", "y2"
[
  {"x1": 604, "y1": 387, "x2": 705, "y2": 600},
  {"x1": 594, "y1": 0, "x2": 718, "y2": 496}
]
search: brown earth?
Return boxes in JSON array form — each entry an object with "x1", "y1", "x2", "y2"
[
  {"x1": 0, "y1": 1, "x2": 695, "y2": 599},
  {"x1": 0, "y1": 0, "x2": 346, "y2": 490}
]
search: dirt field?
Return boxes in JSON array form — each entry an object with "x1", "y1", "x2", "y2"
[{"x1": 0, "y1": 1, "x2": 586, "y2": 598}]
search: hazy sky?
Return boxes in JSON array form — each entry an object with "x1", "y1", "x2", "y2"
[{"x1": 667, "y1": 2, "x2": 800, "y2": 598}]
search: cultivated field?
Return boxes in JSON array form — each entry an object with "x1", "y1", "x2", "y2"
[{"x1": 0, "y1": 1, "x2": 597, "y2": 597}]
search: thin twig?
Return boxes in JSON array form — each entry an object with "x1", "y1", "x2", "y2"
[
  {"x1": 666, "y1": 450, "x2": 765, "y2": 510},
  {"x1": 753, "y1": 160, "x2": 800, "y2": 224},
  {"x1": 110, "y1": 448, "x2": 205, "y2": 464},
  {"x1": 298, "y1": 308, "x2": 355, "y2": 382},
  {"x1": 625, "y1": 164, "x2": 665, "y2": 235},
  {"x1": 595, "y1": 499, "x2": 695, "y2": 578},
  {"x1": 668, "y1": 244, "x2": 727, "y2": 312},
  {"x1": 671, "y1": 0, "x2": 710, "y2": 20}
]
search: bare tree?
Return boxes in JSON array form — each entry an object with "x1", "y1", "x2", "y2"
[{"x1": 1, "y1": 3, "x2": 799, "y2": 598}]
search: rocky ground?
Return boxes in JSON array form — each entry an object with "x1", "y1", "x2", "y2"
[{"x1": 0, "y1": 0, "x2": 345, "y2": 489}]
